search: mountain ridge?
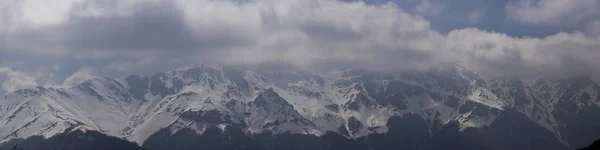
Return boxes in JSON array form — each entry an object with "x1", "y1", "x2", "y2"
[{"x1": 1, "y1": 63, "x2": 599, "y2": 149}]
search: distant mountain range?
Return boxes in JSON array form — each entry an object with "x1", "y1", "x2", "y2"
[{"x1": 1, "y1": 63, "x2": 599, "y2": 150}]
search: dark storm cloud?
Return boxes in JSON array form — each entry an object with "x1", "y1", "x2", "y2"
[{"x1": 63, "y1": 1, "x2": 252, "y2": 52}]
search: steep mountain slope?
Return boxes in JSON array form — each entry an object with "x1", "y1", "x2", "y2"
[
  {"x1": 0, "y1": 63, "x2": 598, "y2": 149},
  {"x1": 0, "y1": 130, "x2": 143, "y2": 150},
  {"x1": 533, "y1": 77, "x2": 600, "y2": 147}
]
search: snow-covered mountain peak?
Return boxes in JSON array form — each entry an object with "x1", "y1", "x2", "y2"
[
  {"x1": 244, "y1": 88, "x2": 322, "y2": 135},
  {"x1": 1, "y1": 64, "x2": 599, "y2": 147}
]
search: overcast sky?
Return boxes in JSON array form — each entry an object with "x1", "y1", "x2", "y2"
[{"x1": 1, "y1": 0, "x2": 600, "y2": 94}]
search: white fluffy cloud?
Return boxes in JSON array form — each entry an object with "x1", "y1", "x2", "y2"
[
  {"x1": 446, "y1": 28, "x2": 600, "y2": 77},
  {"x1": 0, "y1": 67, "x2": 37, "y2": 94}
]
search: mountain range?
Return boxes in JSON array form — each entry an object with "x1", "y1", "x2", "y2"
[{"x1": 1, "y1": 63, "x2": 599, "y2": 150}]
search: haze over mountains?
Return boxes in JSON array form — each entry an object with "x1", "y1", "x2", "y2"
[{"x1": 1, "y1": 63, "x2": 599, "y2": 150}]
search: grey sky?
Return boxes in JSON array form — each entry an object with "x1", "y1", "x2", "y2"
[{"x1": 0, "y1": 0, "x2": 599, "y2": 94}]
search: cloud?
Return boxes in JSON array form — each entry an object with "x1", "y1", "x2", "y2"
[
  {"x1": 0, "y1": 0, "x2": 600, "y2": 86},
  {"x1": 0, "y1": 67, "x2": 37, "y2": 94},
  {"x1": 62, "y1": 67, "x2": 96, "y2": 87},
  {"x1": 587, "y1": 20, "x2": 600, "y2": 35},
  {"x1": 63, "y1": 1, "x2": 254, "y2": 52},
  {"x1": 0, "y1": 0, "x2": 78, "y2": 31},
  {"x1": 413, "y1": 0, "x2": 445, "y2": 16},
  {"x1": 103, "y1": 56, "x2": 156, "y2": 72},
  {"x1": 506, "y1": 0, "x2": 600, "y2": 25},
  {"x1": 446, "y1": 28, "x2": 600, "y2": 78},
  {"x1": 467, "y1": 10, "x2": 482, "y2": 25},
  {"x1": 4, "y1": 0, "x2": 444, "y2": 71}
]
